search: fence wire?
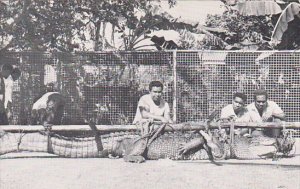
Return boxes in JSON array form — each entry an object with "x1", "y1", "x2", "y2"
[
  {"x1": 176, "y1": 51, "x2": 300, "y2": 123},
  {"x1": 0, "y1": 51, "x2": 299, "y2": 136}
]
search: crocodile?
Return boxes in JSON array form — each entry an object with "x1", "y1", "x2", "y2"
[
  {"x1": 0, "y1": 122, "x2": 295, "y2": 162},
  {"x1": 0, "y1": 128, "x2": 225, "y2": 160}
]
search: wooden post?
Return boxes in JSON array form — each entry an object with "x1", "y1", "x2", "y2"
[
  {"x1": 88, "y1": 122, "x2": 103, "y2": 151},
  {"x1": 229, "y1": 122, "x2": 235, "y2": 145}
]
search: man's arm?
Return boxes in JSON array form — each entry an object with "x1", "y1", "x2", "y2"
[
  {"x1": 140, "y1": 106, "x2": 169, "y2": 123},
  {"x1": 220, "y1": 106, "x2": 235, "y2": 122},
  {"x1": 0, "y1": 78, "x2": 5, "y2": 113},
  {"x1": 265, "y1": 102, "x2": 286, "y2": 121},
  {"x1": 272, "y1": 104, "x2": 285, "y2": 121},
  {"x1": 220, "y1": 108, "x2": 227, "y2": 119},
  {"x1": 163, "y1": 103, "x2": 173, "y2": 123},
  {"x1": 272, "y1": 113, "x2": 285, "y2": 121}
]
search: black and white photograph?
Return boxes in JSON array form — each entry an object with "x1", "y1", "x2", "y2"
[{"x1": 0, "y1": 0, "x2": 300, "y2": 188}]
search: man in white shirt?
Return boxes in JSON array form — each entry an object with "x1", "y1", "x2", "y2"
[
  {"x1": 0, "y1": 63, "x2": 14, "y2": 125},
  {"x1": 125, "y1": 81, "x2": 172, "y2": 162},
  {"x1": 4, "y1": 68, "x2": 21, "y2": 124},
  {"x1": 220, "y1": 92, "x2": 251, "y2": 136},
  {"x1": 247, "y1": 89, "x2": 285, "y2": 137},
  {"x1": 133, "y1": 81, "x2": 172, "y2": 124}
]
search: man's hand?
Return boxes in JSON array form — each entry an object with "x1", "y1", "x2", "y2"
[
  {"x1": 178, "y1": 137, "x2": 205, "y2": 155},
  {"x1": 262, "y1": 116, "x2": 273, "y2": 122},
  {"x1": 178, "y1": 143, "x2": 191, "y2": 155},
  {"x1": 262, "y1": 112, "x2": 274, "y2": 122},
  {"x1": 42, "y1": 121, "x2": 53, "y2": 130},
  {"x1": 6, "y1": 102, "x2": 12, "y2": 123},
  {"x1": 6, "y1": 109, "x2": 12, "y2": 120},
  {"x1": 160, "y1": 117, "x2": 169, "y2": 123},
  {"x1": 220, "y1": 115, "x2": 235, "y2": 122}
]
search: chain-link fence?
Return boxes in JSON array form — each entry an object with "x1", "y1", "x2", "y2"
[{"x1": 1, "y1": 51, "x2": 299, "y2": 129}]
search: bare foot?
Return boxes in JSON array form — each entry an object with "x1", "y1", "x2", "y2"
[
  {"x1": 123, "y1": 155, "x2": 145, "y2": 163},
  {"x1": 98, "y1": 149, "x2": 109, "y2": 158}
]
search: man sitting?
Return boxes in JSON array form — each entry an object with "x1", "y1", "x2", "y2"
[
  {"x1": 125, "y1": 81, "x2": 172, "y2": 162},
  {"x1": 133, "y1": 81, "x2": 172, "y2": 125},
  {"x1": 247, "y1": 89, "x2": 285, "y2": 137},
  {"x1": 220, "y1": 92, "x2": 251, "y2": 136}
]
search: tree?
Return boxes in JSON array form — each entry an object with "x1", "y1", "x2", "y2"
[
  {"x1": 0, "y1": 0, "x2": 181, "y2": 52},
  {"x1": 201, "y1": 9, "x2": 273, "y2": 50},
  {"x1": 208, "y1": 0, "x2": 300, "y2": 50},
  {"x1": 0, "y1": 0, "x2": 87, "y2": 52}
]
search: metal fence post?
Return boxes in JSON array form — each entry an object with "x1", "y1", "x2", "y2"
[
  {"x1": 172, "y1": 50, "x2": 177, "y2": 123},
  {"x1": 56, "y1": 53, "x2": 62, "y2": 92}
]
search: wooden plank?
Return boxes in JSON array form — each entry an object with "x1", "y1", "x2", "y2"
[{"x1": 0, "y1": 122, "x2": 300, "y2": 132}]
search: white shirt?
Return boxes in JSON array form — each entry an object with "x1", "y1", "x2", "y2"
[
  {"x1": 220, "y1": 104, "x2": 251, "y2": 122},
  {"x1": 3, "y1": 75, "x2": 14, "y2": 108},
  {"x1": 247, "y1": 101, "x2": 284, "y2": 122},
  {"x1": 133, "y1": 94, "x2": 170, "y2": 124},
  {"x1": 32, "y1": 92, "x2": 59, "y2": 110}
]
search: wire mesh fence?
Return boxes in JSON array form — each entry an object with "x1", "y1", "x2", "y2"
[
  {"x1": 0, "y1": 51, "x2": 299, "y2": 134},
  {"x1": 59, "y1": 51, "x2": 174, "y2": 124},
  {"x1": 176, "y1": 51, "x2": 300, "y2": 123}
]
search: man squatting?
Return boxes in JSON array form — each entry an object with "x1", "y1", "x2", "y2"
[
  {"x1": 220, "y1": 90, "x2": 285, "y2": 137},
  {"x1": 126, "y1": 81, "x2": 219, "y2": 162}
]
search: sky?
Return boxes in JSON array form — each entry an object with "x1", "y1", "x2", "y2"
[
  {"x1": 136, "y1": 0, "x2": 225, "y2": 49},
  {"x1": 161, "y1": 0, "x2": 225, "y2": 24},
  {"x1": 73, "y1": 0, "x2": 227, "y2": 50}
]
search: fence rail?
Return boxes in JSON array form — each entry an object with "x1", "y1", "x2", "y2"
[{"x1": 1, "y1": 122, "x2": 300, "y2": 133}]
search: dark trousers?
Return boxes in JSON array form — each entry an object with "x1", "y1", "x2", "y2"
[{"x1": 0, "y1": 112, "x2": 8, "y2": 125}]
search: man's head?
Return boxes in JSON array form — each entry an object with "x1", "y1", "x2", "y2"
[
  {"x1": 1, "y1": 63, "x2": 13, "y2": 79},
  {"x1": 45, "y1": 83, "x2": 55, "y2": 92},
  {"x1": 11, "y1": 68, "x2": 21, "y2": 81},
  {"x1": 149, "y1": 81, "x2": 164, "y2": 102},
  {"x1": 253, "y1": 89, "x2": 268, "y2": 111},
  {"x1": 232, "y1": 92, "x2": 247, "y2": 112}
]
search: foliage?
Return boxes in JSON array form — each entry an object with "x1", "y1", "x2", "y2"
[
  {"x1": 0, "y1": 0, "x2": 85, "y2": 52},
  {"x1": 200, "y1": 0, "x2": 300, "y2": 50},
  {"x1": 201, "y1": 9, "x2": 273, "y2": 50},
  {"x1": 0, "y1": 0, "x2": 181, "y2": 52}
]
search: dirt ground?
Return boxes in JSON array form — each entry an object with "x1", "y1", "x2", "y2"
[
  {"x1": 1, "y1": 139, "x2": 300, "y2": 189},
  {"x1": 1, "y1": 154, "x2": 300, "y2": 189}
]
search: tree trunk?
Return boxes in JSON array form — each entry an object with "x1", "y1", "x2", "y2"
[
  {"x1": 111, "y1": 24, "x2": 115, "y2": 47},
  {"x1": 102, "y1": 22, "x2": 106, "y2": 50},
  {"x1": 94, "y1": 21, "x2": 101, "y2": 51}
]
